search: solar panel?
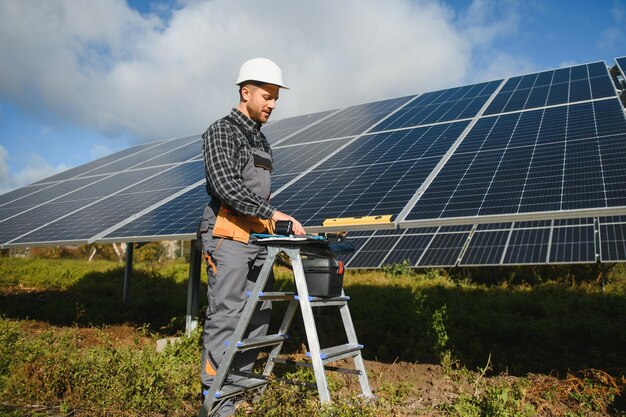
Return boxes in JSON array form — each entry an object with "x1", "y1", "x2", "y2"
[
  {"x1": 549, "y1": 223, "x2": 597, "y2": 263},
  {"x1": 382, "y1": 233, "x2": 434, "y2": 266},
  {"x1": 30, "y1": 142, "x2": 158, "y2": 185},
  {"x1": 270, "y1": 121, "x2": 470, "y2": 227},
  {"x1": 0, "y1": 167, "x2": 166, "y2": 244},
  {"x1": 271, "y1": 138, "x2": 354, "y2": 177},
  {"x1": 599, "y1": 216, "x2": 626, "y2": 261},
  {"x1": 0, "y1": 176, "x2": 106, "y2": 209},
  {"x1": 99, "y1": 185, "x2": 207, "y2": 242},
  {"x1": 484, "y1": 63, "x2": 614, "y2": 116},
  {"x1": 373, "y1": 80, "x2": 502, "y2": 131},
  {"x1": 417, "y1": 230, "x2": 469, "y2": 267},
  {"x1": 2, "y1": 59, "x2": 626, "y2": 269},
  {"x1": 76, "y1": 136, "x2": 198, "y2": 177},
  {"x1": 133, "y1": 136, "x2": 201, "y2": 168},
  {"x1": 346, "y1": 234, "x2": 402, "y2": 268},
  {"x1": 341, "y1": 216, "x2": 609, "y2": 268},
  {"x1": 277, "y1": 95, "x2": 415, "y2": 146},
  {"x1": 0, "y1": 183, "x2": 58, "y2": 206},
  {"x1": 4, "y1": 163, "x2": 200, "y2": 246},
  {"x1": 263, "y1": 110, "x2": 338, "y2": 144},
  {"x1": 403, "y1": 98, "x2": 626, "y2": 224},
  {"x1": 459, "y1": 227, "x2": 510, "y2": 266}
]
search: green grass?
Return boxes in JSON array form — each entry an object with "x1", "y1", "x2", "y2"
[{"x1": 0, "y1": 257, "x2": 625, "y2": 416}]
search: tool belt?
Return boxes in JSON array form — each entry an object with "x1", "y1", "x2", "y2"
[{"x1": 213, "y1": 205, "x2": 275, "y2": 243}]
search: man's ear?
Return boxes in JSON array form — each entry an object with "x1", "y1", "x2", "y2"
[{"x1": 240, "y1": 85, "x2": 252, "y2": 102}]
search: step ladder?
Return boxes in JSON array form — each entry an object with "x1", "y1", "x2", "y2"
[{"x1": 198, "y1": 237, "x2": 373, "y2": 417}]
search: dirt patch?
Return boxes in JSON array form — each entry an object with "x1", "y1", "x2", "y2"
[
  {"x1": 360, "y1": 360, "x2": 482, "y2": 415},
  {"x1": 16, "y1": 320, "x2": 153, "y2": 349}
]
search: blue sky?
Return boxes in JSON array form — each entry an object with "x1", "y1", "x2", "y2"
[{"x1": 0, "y1": 0, "x2": 624, "y2": 194}]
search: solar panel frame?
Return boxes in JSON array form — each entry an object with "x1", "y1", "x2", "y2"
[{"x1": 613, "y1": 56, "x2": 626, "y2": 85}]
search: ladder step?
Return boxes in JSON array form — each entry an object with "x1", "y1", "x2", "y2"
[
  {"x1": 295, "y1": 294, "x2": 350, "y2": 302},
  {"x1": 272, "y1": 358, "x2": 362, "y2": 375},
  {"x1": 215, "y1": 378, "x2": 268, "y2": 399},
  {"x1": 246, "y1": 290, "x2": 295, "y2": 301},
  {"x1": 236, "y1": 334, "x2": 288, "y2": 350},
  {"x1": 307, "y1": 343, "x2": 363, "y2": 363}
]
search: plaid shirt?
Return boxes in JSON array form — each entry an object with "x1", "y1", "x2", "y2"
[{"x1": 202, "y1": 108, "x2": 276, "y2": 219}]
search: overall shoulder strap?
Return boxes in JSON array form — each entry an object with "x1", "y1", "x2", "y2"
[{"x1": 224, "y1": 115, "x2": 256, "y2": 148}]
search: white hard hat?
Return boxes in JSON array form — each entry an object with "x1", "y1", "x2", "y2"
[{"x1": 235, "y1": 57, "x2": 289, "y2": 89}]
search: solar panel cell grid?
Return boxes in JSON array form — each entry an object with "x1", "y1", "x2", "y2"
[
  {"x1": 346, "y1": 235, "x2": 399, "y2": 268},
  {"x1": 31, "y1": 142, "x2": 156, "y2": 184},
  {"x1": 374, "y1": 80, "x2": 501, "y2": 131},
  {"x1": 0, "y1": 198, "x2": 100, "y2": 244},
  {"x1": 417, "y1": 232, "x2": 468, "y2": 266},
  {"x1": 133, "y1": 138, "x2": 201, "y2": 168},
  {"x1": 405, "y1": 98, "x2": 626, "y2": 222},
  {"x1": 13, "y1": 190, "x2": 169, "y2": 245},
  {"x1": 0, "y1": 183, "x2": 56, "y2": 207},
  {"x1": 484, "y1": 63, "x2": 614, "y2": 116},
  {"x1": 549, "y1": 225, "x2": 596, "y2": 263},
  {"x1": 271, "y1": 138, "x2": 352, "y2": 176},
  {"x1": 55, "y1": 167, "x2": 165, "y2": 202},
  {"x1": 263, "y1": 110, "x2": 336, "y2": 144},
  {"x1": 279, "y1": 96, "x2": 413, "y2": 145},
  {"x1": 104, "y1": 185, "x2": 207, "y2": 239},
  {"x1": 0, "y1": 177, "x2": 103, "y2": 209},
  {"x1": 459, "y1": 230, "x2": 509, "y2": 265},
  {"x1": 383, "y1": 233, "x2": 433, "y2": 266},
  {"x1": 502, "y1": 227, "x2": 550, "y2": 264},
  {"x1": 337, "y1": 236, "x2": 369, "y2": 266},
  {"x1": 123, "y1": 162, "x2": 204, "y2": 194},
  {"x1": 600, "y1": 222, "x2": 626, "y2": 261},
  {"x1": 2, "y1": 60, "x2": 625, "y2": 259},
  {"x1": 272, "y1": 121, "x2": 469, "y2": 227},
  {"x1": 78, "y1": 136, "x2": 198, "y2": 177}
]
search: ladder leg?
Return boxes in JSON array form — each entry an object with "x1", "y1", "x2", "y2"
[
  {"x1": 199, "y1": 247, "x2": 279, "y2": 417},
  {"x1": 338, "y1": 291, "x2": 373, "y2": 398},
  {"x1": 287, "y1": 249, "x2": 332, "y2": 403},
  {"x1": 263, "y1": 299, "x2": 299, "y2": 377}
]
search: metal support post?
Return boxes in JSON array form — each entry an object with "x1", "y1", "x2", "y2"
[
  {"x1": 186, "y1": 240, "x2": 202, "y2": 336},
  {"x1": 123, "y1": 243, "x2": 134, "y2": 303}
]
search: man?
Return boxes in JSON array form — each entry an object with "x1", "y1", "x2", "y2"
[{"x1": 198, "y1": 57, "x2": 305, "y2": 416}]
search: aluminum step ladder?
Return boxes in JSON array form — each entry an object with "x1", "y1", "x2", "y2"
[{"x1": 198, "y1": 237, "x2": 373, "y2": 417}]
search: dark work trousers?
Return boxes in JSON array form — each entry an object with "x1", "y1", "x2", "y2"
[
  {"x1": 200, "y1": 143, "x2": 274, "y2": 417},
  {"x1": 201, "y1": 232, "x2": 274, "y2": 416}
]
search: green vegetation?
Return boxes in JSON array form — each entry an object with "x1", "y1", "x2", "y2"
[{"x1": 0, "y1": 257, "x2": 625, "y2": 416}]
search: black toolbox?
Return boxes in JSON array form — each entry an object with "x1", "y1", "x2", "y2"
[{"x1": 301, "y1": 256, "x2": 344, "y2": 297}]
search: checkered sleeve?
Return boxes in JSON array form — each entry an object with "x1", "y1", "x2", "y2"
[{"x1": 203, "y1": 120, "x2": 276, "y2": 219}]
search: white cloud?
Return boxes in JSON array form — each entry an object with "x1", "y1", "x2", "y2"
[
  {"x1": 0, "y1": 0, "x2": 531, "y2": 142},
  {"x1": 0, "y1": 145, "x2": 68, "y2": 194}
]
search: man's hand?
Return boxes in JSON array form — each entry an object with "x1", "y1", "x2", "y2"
[{"x1": 272, "y1": 210, "x2": 306, "y2": 235}]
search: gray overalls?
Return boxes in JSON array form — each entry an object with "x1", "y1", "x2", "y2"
[{"x1": 198, "y1": 119, "x2": 274, "y2": 416}]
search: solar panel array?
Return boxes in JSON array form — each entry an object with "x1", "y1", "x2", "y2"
[{"x1": 2, "y1": 58, "x2": 626, "y2": 268}]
